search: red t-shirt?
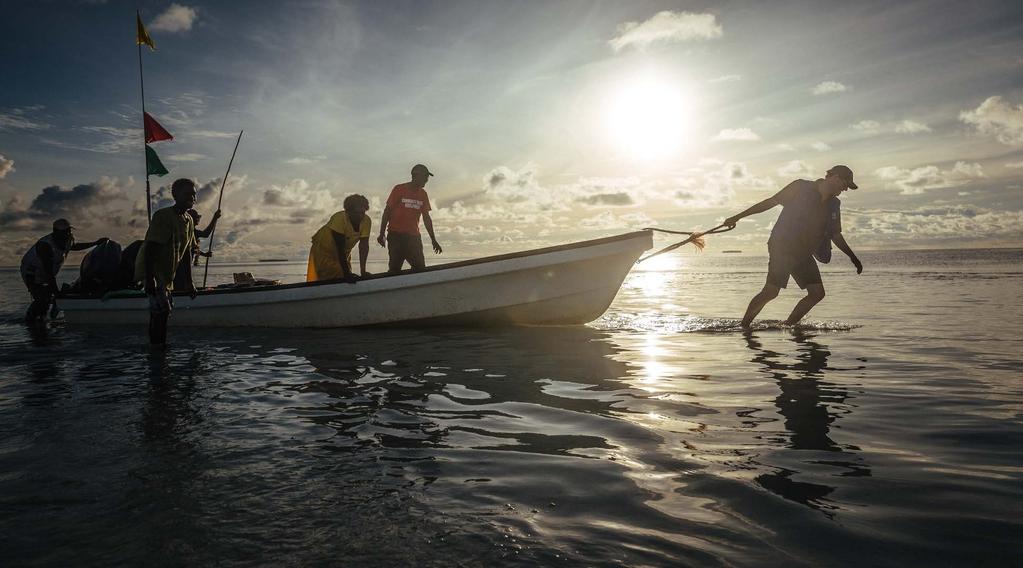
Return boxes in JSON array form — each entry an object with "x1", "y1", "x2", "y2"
[{"x1": 385, "y1": 182, "x2": 432, "y2": 235}]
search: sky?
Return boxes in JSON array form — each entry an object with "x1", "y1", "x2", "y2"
[{"x1": 2, "y1": 0, "x2": 1023, "y2": 264}]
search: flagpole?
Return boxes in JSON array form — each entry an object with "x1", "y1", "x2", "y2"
[
  {"x1": 137, "y1": 11, "x2": 152, "y2": 224},
  {"x1": 202, "y1": 131, "x2": 244, "y2": 288}
]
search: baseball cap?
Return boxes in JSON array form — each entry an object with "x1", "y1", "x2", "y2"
[
  {"x1": 411, "y1": 164, "x2": 434, "y2": 177},
  {"x1": 53, "y1": 218, "x2": 74, "y2": 232},
  {"x1": 827, "y1": 165, "x2": 858, "y2": 189}
]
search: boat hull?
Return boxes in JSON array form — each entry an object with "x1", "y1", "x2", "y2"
[{"x1": 59, "y1": 231, "x2": 652, "y2": 328}]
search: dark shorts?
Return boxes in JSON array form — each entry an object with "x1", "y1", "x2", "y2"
[
  {"x1": 387, "y1": 233, "x2": 425, "y2": 273},
  {"x1": 766, "y1": 249, "x2": 822, "y2": 289}
]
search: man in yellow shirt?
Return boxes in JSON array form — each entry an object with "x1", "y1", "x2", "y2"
[
  {"x1": 135, "y1": 178, "x2": 197, "y2": 345},
  {"x1": 307, "y1": 194, "x2": 372, "y2": 282}
]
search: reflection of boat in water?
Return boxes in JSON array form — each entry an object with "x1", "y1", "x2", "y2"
[
  {"x1": 721, "y1": 250, "x2": 742, "y2": 254},
  {"x1": 59, "y1": 231, "x2": 652, "y2": 328}
]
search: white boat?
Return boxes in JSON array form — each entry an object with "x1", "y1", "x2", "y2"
[{"x1": 58, "y1": 231, "x2": 653, "y2": 327}]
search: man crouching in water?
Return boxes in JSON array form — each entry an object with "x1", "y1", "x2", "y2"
[
  {"x1": 724, "y1": 165, "x2": 863, "y2": 328},
  {"x1": 135, "y1": 178, "x2": 198, "y2": 346}
]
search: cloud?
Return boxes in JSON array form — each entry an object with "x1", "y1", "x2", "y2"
[
  {"x1": 1005, "y1": 161, "x2": 1023, "y2": 168},
  {"x1": 609, "y1": 11, "x2": 722, "y2": 51},
  {"x1": 811, "y1": 81, "x2": 848, "y2": 95},
  {"x1": 0, "y1": 154, "x2": 13, "y2": 178},
  {"x1": 0, "y1": 107, "x2": 50, "y2": 131},
  {"x1": 190, "y1": 130, "x2": 237, "y2": 139},
  {"x1": 851, "y1": 120, "x2": 881, "y2": 133},
  {"x1": 167, "y1": 153, "x2": 206, "y2": 162},
  {"x1": 284, "y1": 155, "x2": 326, "y2": 165},
  {"x1": 960, "y1": 96, "x2": 1023, "y2": 145},
  {"x1": 810, "y1": 141, "x2": 832, "y2": 151},
  {"x1": 709, "y1": 74, "x2": 741, "y2": 83},
  {"x1": 576, "y1": 192, "x2": 634, "y2": 206},
  {"x1": 777, "y1": 160, "x2": 814, "y2": 178},
  {"x1": 43, "y1": 126, "x2": 138, "y2": 154},
  {"x1": 672, "y1": 161, "x2": 774, "y2": 208},
  {"x1": 713, "y1": 128, "x2": 760, "y2": 142},
  {"x1": 843, "y1": 205, "x2": 1023, "y2": 243},
  {"x1": 874, "y1": 161, "x2": 985, "y2": 195},
  {"x1": 579, "y1": 211, "x2": 656, "y2": 230},
  {"x1": 150, "y1": 3, "x2": 197, "y2": 33},
  {"x1": 895, "y1": 120, "x2": 932, "y2": 134},
  {"x1": 1, "y1": 177, "x2": 132, "y2": 230}
]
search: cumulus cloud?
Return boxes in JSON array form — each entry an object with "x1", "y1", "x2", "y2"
[
  {"x1": 1005, "y1": 161, "x2": 1023, "y2": 169},
  {"x1": 672, "y1": 161, "x2": 774, "y2": 208},
  {"x1": 895, "y1": 120, "x2": 932, "y2": 134},
  {"x1": 579, "y1": 211, "x2": 656, "y2": 230},
  {"x1": 0, "y1": 154, "x2": 13, "y2": 178},
  {"x1": 150, "y1": 3, "x2": 197, "y2": 33},
  {"x1": 959, "y1": 96, "x2": 1023, "y2": 145},
  {"x1": 850, "y1": 120, "x2": 881, "y2": 133},
  {"x1": 713, "y1": 128, "x2": 760, "y2": 142},
  {"x1": 609, "y1": 11, "x2": 722, "y2": 51},
  {"x1": 0, "y1": 177, "x2": 133, "y2": 230},
  {"x1": 811, "y1": 81, "x2": 848, "y2": 95},
  {"x1": 874, "y1": 161, "x2": 985, "y2": 195},
  {"x1": 844, "y1": 205, "x2": 1023, "y2": 244},
  {"x1": 709, "y1": 74, "x2": 741, "y2": 83},
  {"x1": 810, "y1": 141, "x2": 832, "y2": 151},
  {"x1": 777, "y1": 160, "x2": 814, "y2": 178},
  {"x1": 222, "y1": 178, "x2": 341, "y2": 244}
]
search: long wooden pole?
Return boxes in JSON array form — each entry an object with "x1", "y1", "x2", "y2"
[
  {"x1": 201, "y1": 130, "x2": 244, "y2": 288},
  {"x1": 137, "y1": 11, "x2": 151, "y2": 223}
]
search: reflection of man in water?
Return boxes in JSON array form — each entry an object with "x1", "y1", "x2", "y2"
[
  {"x1": 725, "y1": 166, "x2": 863, "y2": 328},
  {"x1": 743, "y1": 331, "x2": 867, "y2": 512}
]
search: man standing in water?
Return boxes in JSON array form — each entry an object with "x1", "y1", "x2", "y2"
[
  {"x1": 377, "y1": 164, "x2": 442, "y2": 273},
  {"x1": 724, "y1": 165, "x2": 863, "y2": 328},
  {"x1": 20, "y1": 219, "x2": 108, "y2": 323},
  {"x1": 135, "y1": 178, "x2": 198, "y2": 345}
]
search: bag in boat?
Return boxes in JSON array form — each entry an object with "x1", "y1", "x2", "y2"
[{"x1": 77, "y1": 239, "x2": 123, "y2": 293}]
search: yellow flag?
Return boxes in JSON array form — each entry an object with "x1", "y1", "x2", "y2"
[{"x1": 136, "y1": 12, "x2": 156, "y2": 50}]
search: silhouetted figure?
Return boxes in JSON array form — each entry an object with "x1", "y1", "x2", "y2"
[
  {"x1": 307, "y1": 194, "x2": 372, "y2": 282},
  {"x1": 724, "y1": 165, "x2": 863, "y2": 327},
  {"x1": 135, "y1": 179, "x2": 197, "y2": 346},
  {"x1": 172, "y1": 208, "x2": 220, "y2": 291},
  {"x1": 20, "y1": 218, "x2": 108, "y2": 323},
  {"x1": 377, "y1": 164, "x2": 442, "y2": 273}
]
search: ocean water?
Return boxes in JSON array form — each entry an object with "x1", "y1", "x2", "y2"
[{"x1": 1, "y1": 248, "x2": 1021, "y2": 566}]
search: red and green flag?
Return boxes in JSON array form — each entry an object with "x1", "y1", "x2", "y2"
[
  {"x1": 144, "y1": 112, "x2": 173, "y2": 143},
  {"x1": 145, "y1": 144, "x2": 169, "y2": 176}
]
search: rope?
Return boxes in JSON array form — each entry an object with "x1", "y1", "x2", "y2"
[{"x1": 637, "y1": 224, "x2": 734, "y2": 263}]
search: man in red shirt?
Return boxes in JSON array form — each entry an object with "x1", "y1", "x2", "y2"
[{"x1": 377, "y1": 164, "x2": 443, "y2": 272}]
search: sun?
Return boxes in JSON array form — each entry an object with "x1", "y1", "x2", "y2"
[{"x1": 604, "y1": 75, "x2": 694, "y2": 162}]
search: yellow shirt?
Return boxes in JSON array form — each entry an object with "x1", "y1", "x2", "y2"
[
  {"x1": 306, "y1": 211, "x2": 371, "y2": 281},
  {"x1": 134, "y1": 206, "x2": 195, "y2": 290}
]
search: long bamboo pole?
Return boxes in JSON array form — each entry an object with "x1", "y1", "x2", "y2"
[
  {"x1": 201, "y1": 131, "x2": 244, "y2": 288},
  {"x1": 137, "y1": 11, "x2": 151, "y2": 223}
]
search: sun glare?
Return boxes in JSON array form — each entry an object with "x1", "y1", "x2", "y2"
[{"x1": 604, "y1": 75, "x2": 694, "y2": 162}]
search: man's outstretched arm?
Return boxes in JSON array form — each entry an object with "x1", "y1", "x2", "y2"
[
  {"x1": 831, "y1": 233, "x2": 862, "y2": 274},
  {"x1": 724, "y1": 196, "x2": 779, "y2": 226}
]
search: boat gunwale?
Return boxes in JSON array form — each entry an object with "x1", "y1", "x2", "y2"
[{"x1": 59, "y1": 230, "x2": 652, "y2": 300}]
